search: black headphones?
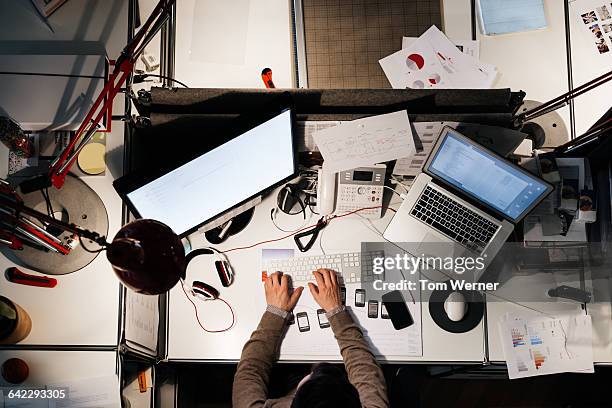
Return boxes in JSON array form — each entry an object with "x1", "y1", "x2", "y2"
[
  {"x1": 182, "y1": 247, "x2": 234, "y2": 301},
  {"x1": 275, "y1": 176, "x2": 317, "y2": 219}
]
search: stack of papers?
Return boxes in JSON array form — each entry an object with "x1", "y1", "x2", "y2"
[
  {"x1": 379, "y1": 26, "x2": 497, "y2": 90},
  {"x1": 498, "y1": 314, "x2": 594, "y2": 379}
]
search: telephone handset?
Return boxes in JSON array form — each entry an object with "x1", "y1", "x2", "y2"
[{"x1": 316, "y1": 163, "x2": 386, "y2": 218}]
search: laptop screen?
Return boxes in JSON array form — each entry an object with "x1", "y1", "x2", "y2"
[{"x1": 426, "y1": 128, "x2": 551, "y2": 223}]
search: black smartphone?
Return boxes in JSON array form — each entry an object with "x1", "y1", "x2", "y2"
[
  {"x1": 355, "y1": 289, "x2": 366, "y2": 307},
  {"x1": 340, "y1": 287, "x2": 346, "y2": 305},
  {"x1": 381, "y1": 302, "x2": 390, "y2": 319},
  {"x1": 288, "y1": 312, "x2": 295, "y2": 325},
  {"x1": 296, "y1": 312, "x2": 310, "y2": 332},
  {"x1": 382, "y1": 290, "x2": 413, "y2": 330},
  {"x1": 367, "y1": 300, "x2": 378, "y2": 318},
  {"x1": 317, "y1": 309, "x2": 330, "y2": 328}
]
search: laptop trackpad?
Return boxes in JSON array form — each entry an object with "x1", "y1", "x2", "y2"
[{"x1": 417, "y1": 233, "x2": 469, "y2": 266}]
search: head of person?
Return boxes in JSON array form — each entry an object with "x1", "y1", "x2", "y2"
[{"x1": 291, "y1": 363, "x2": 361, "y2": 408}]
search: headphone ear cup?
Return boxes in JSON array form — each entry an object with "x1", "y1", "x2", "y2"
[
  {"x1": 215, "y1": 260, "x2": 234, "y2": 287},
  {"x1": 192, "y1": 281, "x2": 220, "y2": 300}
]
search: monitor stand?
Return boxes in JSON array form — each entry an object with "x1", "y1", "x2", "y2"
[{"x1": 198, "y1": 196, "x2": 261, "y2": 244}]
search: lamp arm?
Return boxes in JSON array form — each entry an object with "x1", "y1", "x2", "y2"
[
  {"x1": 513, "y1": 70, "x2": 612, "y2": 128},
  {"x1": 48, "y1": 0, "x2": 177, "y2": 189},
  {"x1": 0, "y1": 193, "x2": 108, "y2": 248}
]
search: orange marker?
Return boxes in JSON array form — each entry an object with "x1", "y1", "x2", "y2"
[{"x1": 261, "y1": 68, "x2": 275, "y2": 88}]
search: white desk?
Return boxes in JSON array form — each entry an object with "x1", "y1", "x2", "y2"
[
  {"x1": 174, "y1": 0, "x2": 295, "y2": 88},
  {"x1": 442, "y1": 0, "x2": 572, "y2": 139},
  {"x1": 166, "y1": 185, "x2": 486, "y2": 363},
  {"x1": 0, "y1": 349, "x2": 117, "y2": 388},
  {"x1": 442, "y1": 0, "x2": 612, "y2": 365},
  {"x1": 0, "y1": 0, "x2": 128, "y2": 347}
]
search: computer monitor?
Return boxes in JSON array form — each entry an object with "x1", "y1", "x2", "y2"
[
  {"x1": 114, "y1": 107, "x2": 297, "y2": 237},
  {"x1": 424, "y1": 128, "x2": 553, "y2": 223}
]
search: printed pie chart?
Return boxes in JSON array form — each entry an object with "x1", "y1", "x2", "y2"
[
  {"x1": 406, "y1": 53, "x2": 425, "y2": 70},
  {"x1": 428, "y1": 73, "x2": 441, "y2": 85}
]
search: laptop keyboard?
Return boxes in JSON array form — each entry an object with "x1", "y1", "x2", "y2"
[{"x1": 410, "y1": 185, "x2": 499, "y2": 252}]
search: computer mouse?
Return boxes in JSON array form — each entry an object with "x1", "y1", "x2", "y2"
[{"x1": 444, "y1": 291, "x2": 467, "y2": 322}]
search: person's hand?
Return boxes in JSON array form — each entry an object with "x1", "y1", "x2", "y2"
[
  {"x1": 265, "y1": 271, "x2": 304, "y2": 311},
  {"x1": 308, "y1": 268, "x2": 342, "y2": 312}
]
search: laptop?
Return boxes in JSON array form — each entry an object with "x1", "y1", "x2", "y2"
[{"x1": 384, "y1": 126, "x2": 553, "y2": 278}]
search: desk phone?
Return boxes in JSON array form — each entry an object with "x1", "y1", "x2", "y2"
[{"x1": 317, "y1": 164, "x2": 386, "y2": 218}]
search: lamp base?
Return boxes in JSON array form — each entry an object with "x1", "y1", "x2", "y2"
[
  {"x1": 1, "y1": 174, "x2": 109, "y2": 275},
  {"x1": 519, "y1": 100, "x2": 570, "y2": 148}
]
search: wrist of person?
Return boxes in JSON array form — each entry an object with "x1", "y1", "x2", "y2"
[
  {"x1": 325, "y1": 305, "x2": 345, "y2": 319},
  {"x1": 266, "y1": 304, "x2": 289, "y2": 319}
]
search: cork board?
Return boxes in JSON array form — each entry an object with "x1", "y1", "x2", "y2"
[{"x1": 303, "y1": 0, "x2": 442, "y2": 89}]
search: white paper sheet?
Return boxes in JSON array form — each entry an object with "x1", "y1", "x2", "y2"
[
  {"x1": 498, "y1": 314, "x2": 594, "y2": 379},
  {"x1": 262, "y1": 249, "x2": 423, "y2": 358},
  {"x1": 382, "y1": 26, "x2": 496, "y2": 89},
  {"x1": 392, "y1": 122, "x2": 459, "y2": 176},
  {"x1": 295, "y1": 121, "x2": 342, "y2": 152},
  {"x1": 403, "y1": 37, "x2": 480, "y2": 59},
  {"x1": 312, "y1": 111, "x2": 416, "y2": 174},
  {"x1": 280, "y1": 284, "x2": 422, "y2": 358},
  {"x1": 125, "y1": 291, "x2": 159, "y2": 353},
  {"x1": 48, "y1": 375, "x2": 121, "y2": 408}
]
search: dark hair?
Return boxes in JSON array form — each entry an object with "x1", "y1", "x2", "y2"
[{"x1": 291, "y1": 363, "x2": 361, "y2": 408}]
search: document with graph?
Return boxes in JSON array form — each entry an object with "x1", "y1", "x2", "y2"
[{"x1": 498, "y1": 314, "x2": 594, "y2": 379}]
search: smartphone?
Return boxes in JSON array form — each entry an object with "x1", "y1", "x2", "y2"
[
  {"x1": 367, "y1": 300, "x2": 378, "y2": 318},
  {"x1": 381, "y1": 290, "x2": 414, "y2": 330},
  {"x1": 288, "y1": 312, "x2": 295, "y2": 325},
  {"x1": 340, "y1": 287, "x2": 346, "y2": 305},
  {"x1": 317, "y1": 309, "x2": 330, "y2": 328},
  {"x1": 355, "y1": 289, "x2": 366, "y2": 307},
  {"x1": 296, "y1": 312, "x2": 310, "y2": 332},
  {"x1": 381, "y1": 303, "x2": 390, "y2": 319}
]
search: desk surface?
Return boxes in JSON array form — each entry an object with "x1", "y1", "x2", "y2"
[
  {"x1": 443, "y1": 0, "x2": 612, "y2": 140},
  {"x1": 442, "y1": 0, "x2": 612, "y2": 365},
  {"x1": 0, "y1": 349, "x2": 117, "y2": 388},
  {"x1": 166, "y1": 185, "x2": 486, "y2": 363},
  {"x1": 0, "y1": 0, "x2": 128, "y2": 347}
]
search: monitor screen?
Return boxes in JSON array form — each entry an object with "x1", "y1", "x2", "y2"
[
  {"x1": 426, "y1": 129, "x2": 551, "y2": 222},
  {"x1": 126, "y1": 108, "x2": 296, "y2": 235}
]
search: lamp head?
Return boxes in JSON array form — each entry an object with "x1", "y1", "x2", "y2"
[{"x1": 106, "y1": 219, "x2": 185, "y2": 295}]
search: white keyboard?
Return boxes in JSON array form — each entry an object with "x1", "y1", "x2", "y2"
[{"x1": 262, "y1": 251, "x2": 385, "y2": 284}]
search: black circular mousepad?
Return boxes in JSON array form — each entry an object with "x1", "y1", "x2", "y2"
[{"x1": 429, "y1": 280, "x2": 485, "y2": 334}]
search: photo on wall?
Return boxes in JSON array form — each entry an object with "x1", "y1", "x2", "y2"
[
  {"x1": 582, "y1": 10, "x2": 598, "y2": 23},
  {"x1": 595, "y1": 5, "x2": 611, "y2": 20}
]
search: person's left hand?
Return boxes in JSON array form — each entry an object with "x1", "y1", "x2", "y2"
[{"x1": 265, "y1": 271, "x2": 304, "y2": 311}]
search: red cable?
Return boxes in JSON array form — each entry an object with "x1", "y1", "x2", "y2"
[
  {"x1": 180, "y1": 281, "x2": 236, "y2": 333},
  {"x1": 182, "y1": 205, "x2": 397, "y2": 332},
  {"x1": 223, "y1": 205, "x2": 395, "y2": 254}
]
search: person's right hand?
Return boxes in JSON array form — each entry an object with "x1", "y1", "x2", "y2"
[{"x1": 308, "y1": 268, "x2": 342, "y2": 312}]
